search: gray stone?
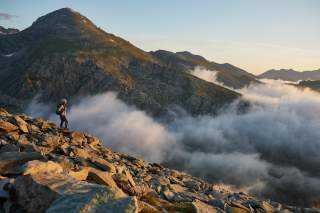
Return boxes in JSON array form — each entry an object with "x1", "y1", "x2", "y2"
[{"x1": 15, "y1": 166, "x2": 137, "y2": 213}]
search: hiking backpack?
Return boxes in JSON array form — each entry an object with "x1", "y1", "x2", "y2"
[{"x1": 56, "y1": 103, "x2": 63, "y2": 115}]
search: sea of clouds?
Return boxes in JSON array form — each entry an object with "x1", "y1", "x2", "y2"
[{"x1": 27, "y1": 68, "x2": 320, "y2": 207}]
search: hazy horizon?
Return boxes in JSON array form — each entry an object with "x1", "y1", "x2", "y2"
[{"x1": 1, "y1": 0, "x2": 319, "y2": 74}]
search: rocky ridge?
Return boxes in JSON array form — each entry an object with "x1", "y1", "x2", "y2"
[
  {"x1": 258, "y1": 69, "x2": 320, "y2": 82},
  {"x1": 151, "y1": 50, "x2": 260, "y2": 89},
  {"x1": 0, "y1": 108, "x2": 317, "y2": 213}
]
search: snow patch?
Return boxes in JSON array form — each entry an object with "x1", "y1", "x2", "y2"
[{"x1": 2, "y1": 53, "x2": 15, "y2": 58}]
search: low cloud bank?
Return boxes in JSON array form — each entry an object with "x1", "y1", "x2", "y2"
[
  {"x1": 27, "y1": 93, "x2": 176, "y2": 163},
  {"x1": 27, "y1": 73, "x2": 320, "y2": 207}
]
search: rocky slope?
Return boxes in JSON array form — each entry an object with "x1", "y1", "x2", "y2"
[
  {"x1": 258, "y1": 69, "x2": 320, "y2": 82},
  {"x1": 0, "y1": 8, "x2": 239, "y2": 116},
  {"x1": 151, "y1": 50, "x2": 260, "y2": 89},
  {"x1": 0, "y1": 108, "x2": 318, "y2": 213}
]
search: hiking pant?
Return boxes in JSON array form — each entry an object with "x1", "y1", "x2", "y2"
[{"x1": 60, "y1": 115, "x2": 68, "y2": 128}]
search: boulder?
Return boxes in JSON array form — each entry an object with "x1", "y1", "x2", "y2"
[
  {"x1": 192, "y1": 199, "x2": 219, "y2": 213},
  {"x1": 177, "y1": 191, "x2": 209, "y2": 203},
  {"x1": 0, "y1": 152, "x2": 43, "y2": 175},
  {"x1": 226, "y1": 206, "x2": 250, "y2": 213},
  {"x1": 86, "y1": 135, "x2": 101, "y2": 146},
  {"x1": 87, "y1": 168, "x2": 126, "y2": 198},
  {"x1": 70, "y1": 131, "x2": 86, "y2": 146},
  {"x1": 22, "y1": 160, "x2": 63, "y2": 175},
  {"x1": 141, "y1": 192, "x2": 195, "y2": 213},
  {"x1": 39, "y1": 120, "x2": 56, "y2": 131},
  {"x1": 16, "y1": 135, "x2": 35, "y2": 152},
  {"x1": 14, "y1": 174, "x2": 62, "y2": 212},
  {"x1": 208, "y1": 199, "x2": 225, "y2": 210},
  {"x1": 113, "y1": 170, "x2": 138, "y2": 196},
  {"x1": 49, "y1": 154, "x2": 75, "y2": 171},
  {"x1": 261, "y1": 201, "x2": 276, "y2": 213},
  {"x1": 137, "y1": 200, "x2": 162, "y2": 213},
  {"x1": 162, "y1": 187, "x2": 175, "y2": 201},
  {"x1": 40, "y1": 134, "x2": 61, "y2": 148},
  {"x1": 82, "y1": 196, "x2": 138, "y2": 213},
  {"x1": 14, "y1": 116, "x2": 29, "y2": 133},
  {"x1": 28, "y1": 124, "x2": 40, "y2": 133},
  {"x1": 184, "y1": 179, "x2": 202, "y2": 191},
  {"x1": 168, "y1": 184, "x2": 187, "y2": 193},
  {"x1": 59, "y1": 142, "x2": 70, "y2": 155},
  {"x1": 15, "y1": 166, "x2": 138, "y2": 213},
  {"x1": 0, "y1": 120, "x2": 18, "y2": 133},
  {"x1": 68, "y1": 168, "x2": 89, "y2": 181},
  {"x1": 72, "y1": 147, "x2": 91, "y2": 159},
  {"x1": 156, "y1": 176, "x2": 170, "y2": 186},
  {"x1": 7, "y1": 131, "x2": 20, "y2": 141},
  {"x1": 90, "y1": 156, "x2": 115, "y2": 173}
]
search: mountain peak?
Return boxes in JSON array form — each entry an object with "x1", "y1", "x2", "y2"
[
  {"x1": 55, "y1": 7, "x2": 78, "y2": 13},
  {"x1": 30, "y1": 7, "x2": 86, "y2": 30}
]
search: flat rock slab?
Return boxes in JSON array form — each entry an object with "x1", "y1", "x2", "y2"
[
  {"x1": 47, "y1": 194, "x2": 138, "y2": 213},
  {"x1": 0, "y1": 120, "x2": 18, "y2": 132},
  {"x1": 22, "y1": 160, "x2": 63, "y2": 175},
  {"x1": 14, "y1": 116, "x2": 29, "y2": 133},
  {"x1": 15, "y1": 162, "x2": 138, "y2": 213},
  {"x1": 0, "y1": 152, "x2": 43, "y2": 174}
]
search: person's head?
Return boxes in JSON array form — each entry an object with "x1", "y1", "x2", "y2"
[{"x1": 61, "y1": 98, "x2": 68, "y2": 105}]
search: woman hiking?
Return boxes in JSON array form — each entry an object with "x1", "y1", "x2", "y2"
[{"x1": 56, "y1": 98, "x2": 69, "y2": 129}]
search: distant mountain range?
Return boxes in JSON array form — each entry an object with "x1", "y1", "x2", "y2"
[
  {"x1": 259, "y1": 68, "x2": 320, "y2": 82},
  {"x1": 150, "y1": 50, "x2": 259, "y2": 89},
  {"x1": 0, "y1": 26, "x2": 19, "y2": 36},
  {"x1": 0, "y1": 8, "x2": 257, "y2": 116}
]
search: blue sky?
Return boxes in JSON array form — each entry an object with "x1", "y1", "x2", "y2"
[{"x1": 1, "y1": 0, "x2": 319, "y2": 74}]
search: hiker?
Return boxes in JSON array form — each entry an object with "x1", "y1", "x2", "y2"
[{"x1": 56, "y1": 98, "x2": 68, "y2": 128}]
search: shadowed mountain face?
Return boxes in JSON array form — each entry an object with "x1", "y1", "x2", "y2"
[
  {"x1": 296, "y1": 80, "x2": 320, "y2": 92},
  {"x1": 151, "y1": 50, "x2": 260, "y2": 89},
  {"x1": 0, "y1": 8, "x2": 239, "y2": 116},
  {"x1": 259, "y1": 69, "x2": 320, "y2": 82}
]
